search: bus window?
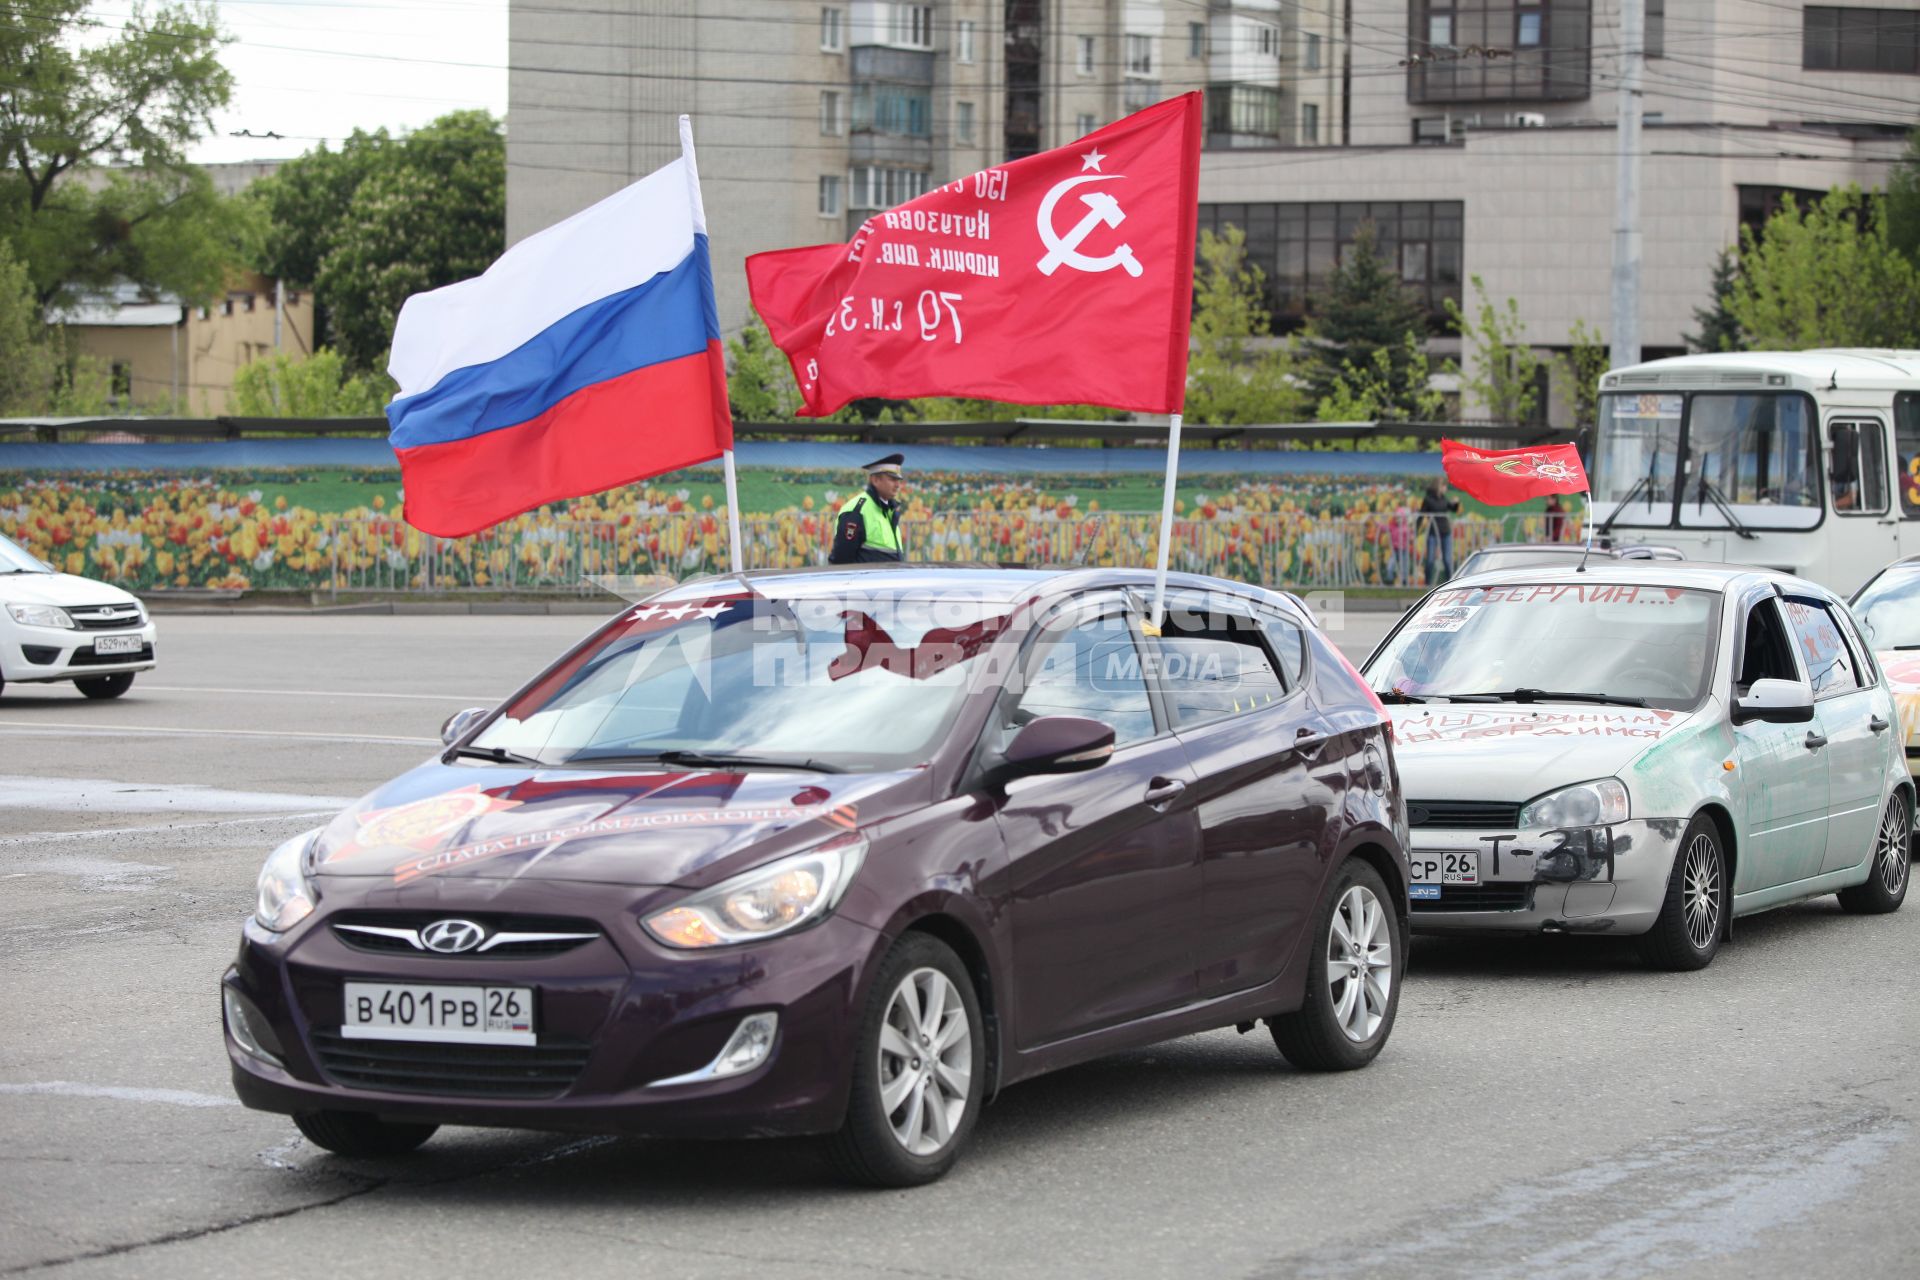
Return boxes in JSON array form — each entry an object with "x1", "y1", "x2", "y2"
[
  {"x1": 1899, "y1": 393, "x2": 1920, "y2": 519},
  {"x1": 1594, "y1": 393, "x2": 1682, "y2": 509},
  {"x1": 1829, "y1": 420, "x2": 1887, "y2": 515},
  {"x1": 1685, "y1": 393, "x2": 1818, "y2": 518}
]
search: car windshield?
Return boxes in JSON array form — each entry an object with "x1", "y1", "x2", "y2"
[
  {"x1": 470, "y1": 587, "x2": 1018, "y2": 770},
  {"x1": 1458, "y1": 548, "x2": 1589, "y2": 576},
  {"x1": 1366, "y1": 581, "x2": 1722, "y2": 711},
  {"x1": 1853, "y1": 569, "x2": 1920, "y2": 650},
  {"x1": 0, "y1": 532, "x2": 52, "y2": 573}
]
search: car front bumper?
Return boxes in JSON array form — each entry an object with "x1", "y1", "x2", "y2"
[
  {"x1": 223, "y1": 888, "x2": 881, "y2": 1139},
  {"x1": 1406, "y1": 818, "x2": 1687, "y2": 937},
  {"x1": 1, "y1": 620, "x2": 156, "y2": 682}
]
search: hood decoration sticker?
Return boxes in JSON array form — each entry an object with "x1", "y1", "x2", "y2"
[{"x1": 1395, "y1": 708, "x2": 1681, "y2": 745}]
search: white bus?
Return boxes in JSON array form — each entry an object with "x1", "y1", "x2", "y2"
[{"x1": 1590, "y1": 350, "x2": 1920, "y2": 595}]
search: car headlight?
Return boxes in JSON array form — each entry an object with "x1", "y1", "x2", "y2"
[
  {"x1": 643, "y1": 831, "x2": 867, "y2": 949},
  {"x1": 7, "y1": 603, "x2": 74, "y2": 629},
  {"x1": 1518, "y1": 778, "x2": 1629, "y2": 829},
  {"x1": 255, "y1": 829, "x2": 321, "y2": 933}
]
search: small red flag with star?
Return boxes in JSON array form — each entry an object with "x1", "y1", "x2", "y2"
[
  {"x1": 1441, "y1": 439, "x2": 1590, "y2": 506},
  {"x1": 745, "y1": 93, "x2": 1203, "y2": 417}
]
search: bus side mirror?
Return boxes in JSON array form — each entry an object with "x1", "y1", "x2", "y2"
[{"x1": 1733, "y1": 679, "x2": 1815, "y2": 725}]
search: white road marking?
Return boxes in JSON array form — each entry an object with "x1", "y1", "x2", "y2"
[
  {"x1": 0, "y1": 811, "x2": 337, "y2": 848},
  {"x1": 0, "y1": 1081, "x2": 238, "y2": 1108},
  {"x1": 0, "y1": 722, "x2": 436, "y2": 745},
  {"x1": 141, "y1": 684, "x2": 497, "y2": 703},
  {"x1": 0, "y1": 776, "x2": 356, "y2": 814}
]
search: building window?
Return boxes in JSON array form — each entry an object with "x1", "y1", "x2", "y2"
[
  {"x1": 851, "y1": 166, "x2": 931, "y2": 209},
  {"x1": 888, "y1": 4, "x2": 933, "y2": 48},
  {"x1": 957, "y1": 18, "x2": 975, "y2": 62},
  {"x1": 1078, "y1": 35, "x2": 1096, "y2": 74},
  {"x1": 110, "y1": 361, "x2": 132, "y2": 403},
  {"x1": 1190, "y1": 22, "x2": 1206, "y2": 57},
  {"x1": 1804, "y1": 7, "x2": 1919, "y2": 72},
  {"x1": 1302, "y1": 102, "x2": 1320, "y2": 143},
  {"x1": 853, "y1": 85, "x2": 931, "y2": 136},
  {"x1": 1077, "y1": 112, "x2": 1098, "y2": 136},
  {"x1": 1428, "y1": 12, "x2": 1453, "y2": 47},
  {"x1": 1256, "y1": 23, "x2": 1278, "y2": 56},
  {"x1": 1647, "y1": 0, "x2": 1664, "y2": 58},
  {"x1": 820, "y1": 90, "x2": 843, "y2": 135},
  {"x1": 1195, "y1": 199, "x2": 1465, "y2": 326},
  {"x1": 818, "y1": 174, "x2": 842, "y2": 217},
  {"x1": 1209, "y1": 83, "x2": 1283, "y2": 138},
  {"x1": 957, "y1": 100, "x2": 976, "y2": 143},
  {"x1": 1126, "y1": 33, "x2": 1155, "y2": 75},
  {"x1": 1516, "y1": 10, "x2": 1543, "y2": 46},
  {"x1": 821, "y1": 6, "x2": 843, "y2": 51},
  {"x1": 1306, "y1": 32, "x2": 1322, "y2": 69},
  {"x1": 1410, "y1": 0, "x2": 1593, "y2": 103}
]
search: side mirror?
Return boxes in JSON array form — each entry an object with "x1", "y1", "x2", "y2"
[
  {"x1": 1733, "y1": 678, "x2": 1815, "y2": 725},
  {"x1": 989, "y1": 715, "x2": 1116, "y2": 785},
  {"x1": 440, "y1": 706, "x2": 490, "y2": 746}
]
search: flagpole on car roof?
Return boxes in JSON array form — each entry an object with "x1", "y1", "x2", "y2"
[
  {"x1": 1147, "y1": 412, "x2": 1182, "y2": 631},
  {"x1": 678, "y1": 113, "x2": 744, "y2": 575}
]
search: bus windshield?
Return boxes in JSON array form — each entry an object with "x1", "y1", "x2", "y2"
[{"x1": 1593, "y1": 391, "x2": 1819, "y2": 529}]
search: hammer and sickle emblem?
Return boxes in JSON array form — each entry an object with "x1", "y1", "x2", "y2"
[{"x1": 1036, "y1": 175, "x2": 1144, "y2": 278}]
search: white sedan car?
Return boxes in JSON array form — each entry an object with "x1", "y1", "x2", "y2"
[
  {"x1": 1362, "y1": 563, "x2": 1909, "y2": 970},
  {"x1": 0, "y1": 531, "x2": 156, "y2": 699}
]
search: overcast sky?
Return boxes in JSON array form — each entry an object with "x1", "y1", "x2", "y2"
[{"x1": 185, "y1": 0, "x2": 509, "y2": 166}]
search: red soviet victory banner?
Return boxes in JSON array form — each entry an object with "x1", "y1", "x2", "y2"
[
  {"x1": 1441, "y1": 439, "x2": 1590, "y2": 505},
  {"x1": 745, "y1": 93, "x2": 1203, "y2": 418}
]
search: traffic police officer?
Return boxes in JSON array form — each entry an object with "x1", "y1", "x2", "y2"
[{"x1": 828, "y1": 453, "x2": 907, "y2": 564}]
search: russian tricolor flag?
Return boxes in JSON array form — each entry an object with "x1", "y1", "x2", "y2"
[{"x1": 386, "y1": 119, "x2": 732, "y2": 538}]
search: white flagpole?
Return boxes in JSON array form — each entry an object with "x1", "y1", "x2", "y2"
[
  {"x1": 1148, "y1": 412, "x2": 1183, "y2": 630},
  {"x1": 677, "y1": 112, "x2": 743, "y2": 575}
]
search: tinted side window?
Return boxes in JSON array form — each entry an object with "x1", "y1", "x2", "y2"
[
  {"x1": 1260, "y1": 614, "x2": 1308, "y2": 691},
  {"x1": 1014, "y1": 616, "x2": 1156, "y2": 744},
  {"x1": 1153, "y1": 625, "x2": 1285, "y2": 728},
  {"x1": 1825, "y1": 603, "x2": 1875, "y2": 687},
  {"x1": 1738, "y1": 598, "x2": 1800, "y2": 691},
  {"x1": 1783, "y1": 597, "x2": 1860, "y2": 698}
]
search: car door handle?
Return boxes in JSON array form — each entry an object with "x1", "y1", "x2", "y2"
[
  {"x1": 1871, "y1": 715, "x2": 1891, "y2": 733},
  {"x1": 1143, "y1": 777, "x2": 1187, "y2": 808},
  {"x1": 1805, "y1": 730, "x2": 1828, "y2": 750},
  {"x1": 1293, "y1": 727, "x2": 1326, "y2": 755}
]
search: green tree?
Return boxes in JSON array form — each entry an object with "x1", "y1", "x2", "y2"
[
  {"x1": 1559, "y1": 317, "x2": 1610, "y2": 430},
  {"x1": 1446, "y1": 276, "x2": 1544, "y2": 424},
  {"x1": 1316, "y1": 332, "x2": 1443, "y2": 426},
  {"x1": 1889, "y1": 127, "x2": 1920, "y2": 267},
  {"x1": 0, "y1": 0, "x2": 245, "y2": 308},
  {"x1": 725, "y1": 310, "x2": 804, "y2": 421},
  {"x1": 1683, "y1": 249, "x2": 1745, "y2": 354},
  {"x1": 0, "y1": 240, "x2": 57, "y2": 412},
  {"x1": 229, "y1": 349, "x2": 392, "y2": 417},
  {"x1": 1728, "y1": 186, "x2": 1920, "y2": 349},
  {"x1": 1300, "y1": 222, "x2": 1428, "y2": 409},
  {"x1": 251, "y1": 111, "x2": 504, "y2": 371},
  {"x1": 1185, "y1": 226, "x2": 1304, "y2": 424}
]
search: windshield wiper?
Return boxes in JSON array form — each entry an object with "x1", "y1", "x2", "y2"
[
  {"x1": 445, "y1": 744, "x2": 545, "y2": 766},
  {"x1": 571, "y1": 749, "x2": 845, "y2": 773},
  {"x1": 1443, "y1": 688, "x2": 1649, "y2": 708},
  {"x1": 1893, "y1": 644, "x2": 1920, "y2": 651},
  {"x1": 1375, "y1": 689, "x2": 1427, "y2": 703}
]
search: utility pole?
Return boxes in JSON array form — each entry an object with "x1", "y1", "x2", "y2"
[
  {"x1": 274, "y1": 276, "x2": 284, "y2": 350},
  {"x1": 1610, "y1": 0, "x2": 1644, "y2": 369}
]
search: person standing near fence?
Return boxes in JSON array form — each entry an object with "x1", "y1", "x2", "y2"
[
  {"x1": 829, "y1": 454, "x2": 908, "y2": 564},
  {"x1": 1543, "y1": 493, "x2": 1568, "y2": 541},
  {"x1": 1419, "y1": 479, "x2": 1460, "y2": 584},
  {"x1": 1389, "y1": 505, "x2": 1412, "y2": 585}
]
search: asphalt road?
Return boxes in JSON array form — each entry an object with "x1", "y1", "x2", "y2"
[{"x1": 5, "y1": 610, "x2": 1920, "y2": 1279}]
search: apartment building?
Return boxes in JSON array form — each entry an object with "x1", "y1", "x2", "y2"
[{"x1": 507, "y1": 1, "x2": 1915, "y2": 413}]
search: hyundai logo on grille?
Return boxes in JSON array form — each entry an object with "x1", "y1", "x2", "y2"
[{"x1": 420, "y1": 919, "x2": 487, "y2": 953}]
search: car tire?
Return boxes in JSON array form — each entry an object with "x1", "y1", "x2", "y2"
[
  {"x1": 1838, "y1": 794, "x2": 1910, "y2": 916},
  {"x1": 828, "y1": 933, "x2": 985, "y2": 1188},
  {"x1": 1638, "y1": 814, "x2": 1727, "y2": 971},
  {"x1": 292, "y1": 1110, "x2": 438, "y2": 1157},
  {"x1": 75, "y1": 673, "x2": 134, "y2": 699},
  {"x1": 1269, "y1": 858, "x2": 1401, "y2": 1072}
]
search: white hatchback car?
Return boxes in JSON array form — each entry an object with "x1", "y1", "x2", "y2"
[
  {"x1": 0, "y1": 531, "x2": 156, "y2": 699},
  {"x1": 1362, "y1": 563, "x2": 1909, "y2": 970}
]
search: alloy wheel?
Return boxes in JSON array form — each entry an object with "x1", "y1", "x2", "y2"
[
  {"x1": 877, "y1": 967, "x2": 972, "y2": 1157},
  {"x1": 1877, "y1": 802, "x2": 1910, "y2": 897},
  {"x1": 1682, "y1": 833, "x2": 1722, "y2": 950},
  {"x1": 1326, "y1": 884, "x2": 1393, "y2": 1043}
]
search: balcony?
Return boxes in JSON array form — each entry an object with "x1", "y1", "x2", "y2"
[{"x1": 850, "y1": 46, "x2": 934, "y2": 85}]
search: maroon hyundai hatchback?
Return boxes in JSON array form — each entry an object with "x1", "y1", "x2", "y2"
[{"x1": 224, "y1": 567, "x2": 1409, "y2": 1185}]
